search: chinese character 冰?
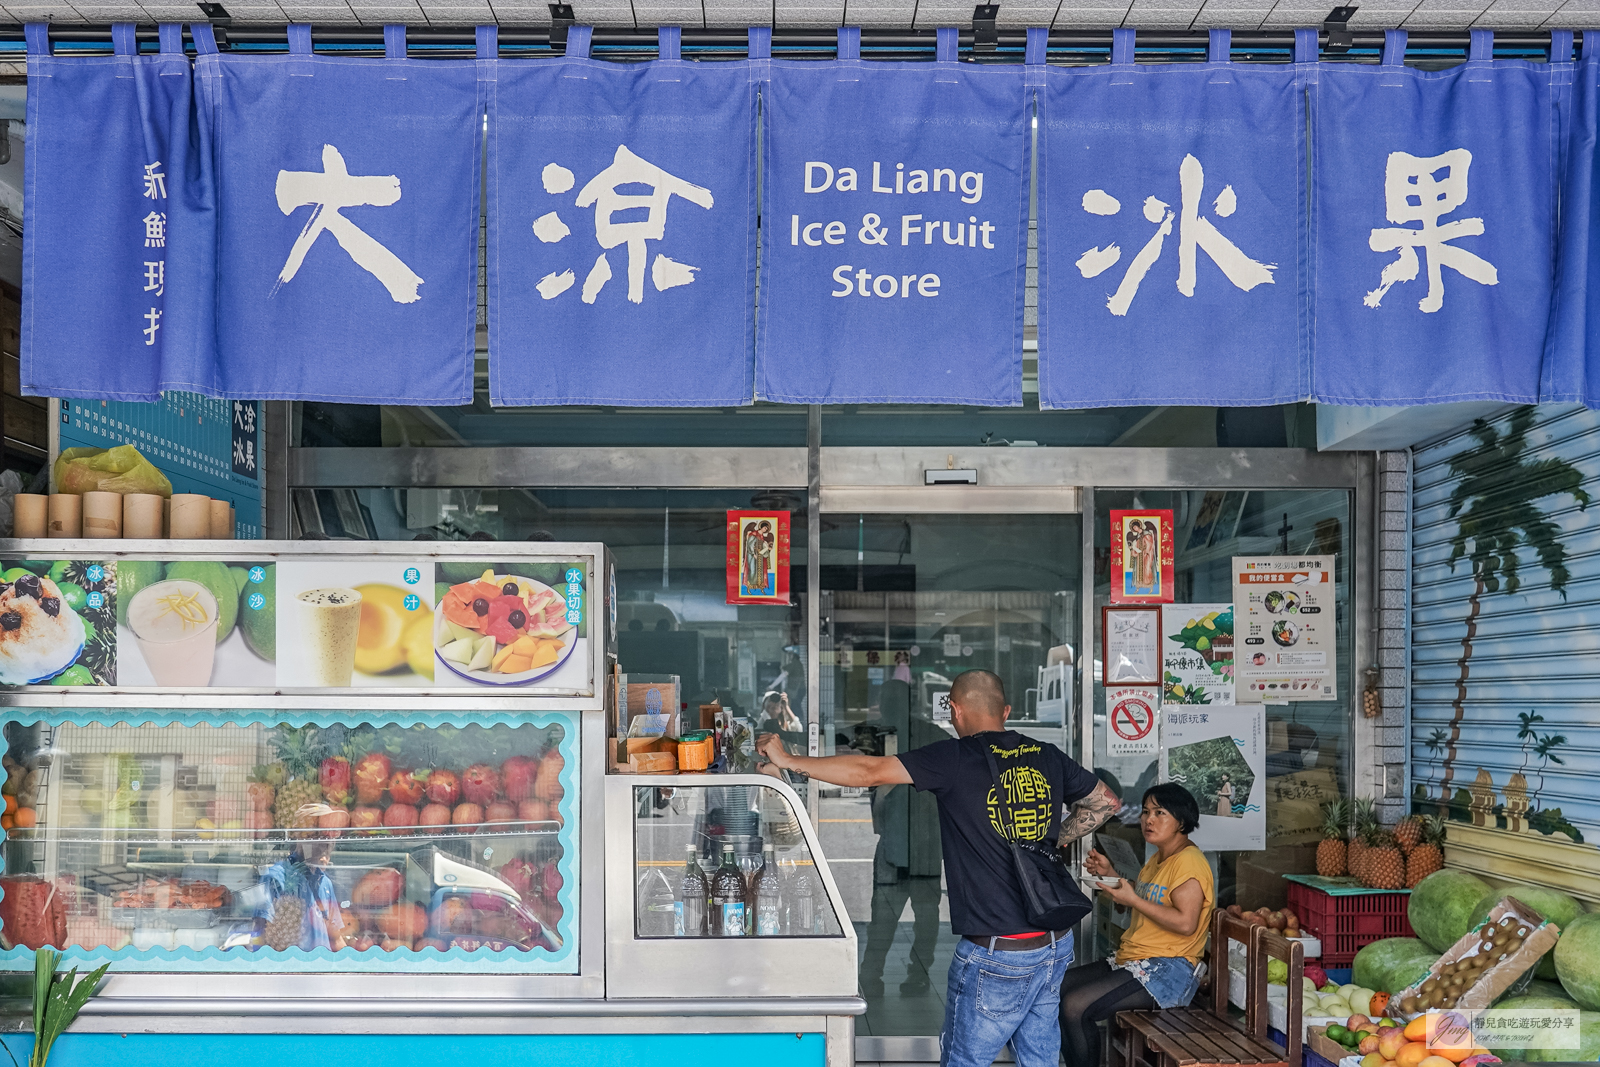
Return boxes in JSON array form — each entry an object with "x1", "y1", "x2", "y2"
[
  {"x1": 143, "y1": 162, "x2": 167, "y2": 200},
  {"x1": 233, "y1": 437, "x2": 256, "y2": 474},
  {"x1": 274, "y1": 144, "x2": 423, "y2": 304},
  {"x1": 143, "y1": 308, "x2": 162, "y2": 346},
  {"x1": 1365, "y1": 149, "x2": 1498, "y2": 313},
  {"x1": 142, "y1": 212, "x2": 167, "y2": 249},
  {"x1": 143, "y1": 260, "x2": 164, "y2": 296},
  {"x1": 1076, "y1": 153, "x2": 1276, "y2": 316},
  {"x1": 533, "y1": 144, "x2": 714, "y2": 305}
]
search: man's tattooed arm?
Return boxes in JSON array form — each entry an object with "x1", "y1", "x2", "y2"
[{"x1": 1058, "y1": 780, "x2": 1122, "y2": 847}]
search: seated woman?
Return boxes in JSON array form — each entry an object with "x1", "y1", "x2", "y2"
[{"x1": 1059, "y1": 783, "x2": 1215, "y2": 1067}]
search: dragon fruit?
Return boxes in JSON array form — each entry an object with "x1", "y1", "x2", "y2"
[{"x1": 498, "y1": 858, "x2": 538, "y2": 900}]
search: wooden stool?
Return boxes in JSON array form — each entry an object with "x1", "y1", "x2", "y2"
[{"x1": 1110, "y1": 912, "x2": 1303, "y2": 1067}]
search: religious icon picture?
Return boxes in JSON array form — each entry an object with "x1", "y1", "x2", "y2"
[
  {"x1": 726, "y1": 511, "x2": 791, "y2": 605},
  {"x1": 1109, "y1": 509, "x2": 1175, "y2": 604}
]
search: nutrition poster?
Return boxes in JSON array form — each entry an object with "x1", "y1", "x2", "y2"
[
  {"x1": 1161, "y1": 604, "x2": 1235, "y2": 706},
  {"x1": 0, "y1": 553, "x2": 592, "y2": 693},
  {"x1": 1160, "y1": 704, "x2": 1265, "y2": 851},
  {"x1": 1231, "y1": 555, "x2": 1337, "y2": 702}
]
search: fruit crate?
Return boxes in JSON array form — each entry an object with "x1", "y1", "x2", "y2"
[{"x1": 1283, "y1": 874, "x2": 1414, "y2": 967}]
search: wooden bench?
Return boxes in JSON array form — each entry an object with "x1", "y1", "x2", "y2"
[{"x1": 1110, "y1": 911, "x2": 1304, "y2": 1067}]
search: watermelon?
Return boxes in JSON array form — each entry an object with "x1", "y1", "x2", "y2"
[
  {"x1": 1488, "y1": 994, "x2": 1582, "y2": 1062},
  {"x1": 1524, "y1": 1009, "x2": 1600, "y2": 1063},
  {"x1": 1354, "y1": 937, "x2": 1439, "y2": 993},
  {"x1": 1556, "y1": 912, "x2": 1600, "y2": 1011},
  {"x1": 1409, "y1": 869, "x2": 1493, "y2": 952},
  {"x1": 1468, "y1": 885, "x2": 1584, "y2": 981}
]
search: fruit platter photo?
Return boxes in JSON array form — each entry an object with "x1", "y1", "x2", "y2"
[{"x1": 432, "y1": 560, "x2": 586, "y2": 688}]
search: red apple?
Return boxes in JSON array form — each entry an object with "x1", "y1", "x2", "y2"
[
  {"x1": 353, "y1": 753, "x2": 392, "y2": 805},
  {"x1": 462, "y1": 763, "x2": 501, "y2": 806},
  {"x1": 319, "y1": 757, "x2": 352, "y2": 806},
  {"x1": 383, "y1": 803, "x2": 418, "y2": 835},
  {"x1": 350, "y1": 806, "x2": 383, "y2": 834},
  {"x1": 518, "y1": 799, "x2": 550, "y2": 825},
  {"x1": 419, "y1": 802, "x2": 453, "y2": 829},
  {"x1": 388, "y1": 769, "x2": 426, "y2": 806},
  {"x1": 502, "y1": 755, "x2": 538, "y2": 802},
  {"x1": 425, "y1": 769, "x2": 460, "y2": 807},
  {"x1": 485, "y1": 800, "x2": 517, "y2": 825},
  {"x1": 452, "y1": 802, "x2": 484, "y2": 831},
  {"x1": 319, "y1": 805, "x2": 351, "y2": 838}
]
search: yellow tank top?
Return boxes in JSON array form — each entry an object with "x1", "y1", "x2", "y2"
[{"x1": 1114, "y1": 844, "x2": 1214, "y2": 963}]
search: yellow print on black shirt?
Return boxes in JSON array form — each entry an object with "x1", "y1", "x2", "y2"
[{"x1": 986, "y1": 758, "x2": 1054, "y2": 843}]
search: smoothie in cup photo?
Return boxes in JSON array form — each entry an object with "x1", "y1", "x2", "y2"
[
  {"x1": 127, "y1": 579, "x2": 219, "y2": 687},
  {"x1": 280, "y1": 587, "x2": 363, "y2": 687}
]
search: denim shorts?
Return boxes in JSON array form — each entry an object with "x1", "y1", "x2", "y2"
[
  {"x1": 940, "y1": 931, "x2": 1075, "y2": 1067},
  {"x1": 1112, "y1": 954, "x2": 1201, "y2": 1010}
]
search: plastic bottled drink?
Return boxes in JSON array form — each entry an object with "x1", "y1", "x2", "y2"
[
  {"x1": 752, "y1": 843, "x2": 784, "y2": 936},
  {"x1": 637, "y1": 865, "x2": 677, "y2": 937},
  {"x1": 710, "y1": 843, "x2": 747, "y2": 937},
  {"x1": 676, "y1": 843, "x2": 708, "y2": 937},
  {"x1": 789, "y1": 857, "x2": 818, "y2": 935}
]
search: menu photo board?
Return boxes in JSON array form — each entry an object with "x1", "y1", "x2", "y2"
[
  {"x1": 1231, "y1": 555, "x2": 1337, "y2": 702},
  {"x1": 0, "y1": 552, "x2": 594, "y2": 694}
]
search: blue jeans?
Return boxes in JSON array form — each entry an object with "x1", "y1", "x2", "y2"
[{"x1": 940, "y1": 932, "x2": 1075, "y2": 1067}]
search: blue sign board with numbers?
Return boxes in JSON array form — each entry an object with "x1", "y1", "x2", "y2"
[{"x1": 57, "y1": 393, "x2": 263, "y2": 538}]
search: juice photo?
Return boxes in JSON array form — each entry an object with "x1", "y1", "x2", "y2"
[
  {"x1": 128, "y1": 579, "x2": 219, "y2": 687},
  {"x1": 281, "y1": 587, "x2": 363, "y2": 687}
]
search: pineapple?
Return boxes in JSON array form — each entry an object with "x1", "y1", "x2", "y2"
[
  {"x1": 263, "y1": 862, "x2": 308, "y2": 951},
  {"x1": 270, "y1": 726, "x2": 324, "y2": 837},
  {"x1": 1316, "y1": 799, "x2": 1349, "y2": 877},
  {"x1": 1348, "y1": 797, "x2": 1377, "y2": 882},
  {"x1": 1405, "y1": 815, "x2": 1446, "y2": 888},
  {"x1": 1394, "y1": 815, "x2": 1423, "y2": 854},
  {"x1": 1365, "y1": 828, "x2": 1406, "y2": 890}
]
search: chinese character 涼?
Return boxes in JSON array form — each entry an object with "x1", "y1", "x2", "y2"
[
  {"x1": 274, "y1": 144, "x2": 422, "y2": 304},
  {"x1": 142, "y1": 212, "x2": 167, "y2": 249},
  {"x1": 1076, "y1": 154, "x2": 1276, "y2": 316},
  {"x1": 143, "y1": 162, "x2": 167, "y2": 200},
  {"x1": 1365, "y1": 149, "x2": 1498, "y2": 313},
  {"x1": 532, "y1": 144, "x2": 714, "y2": 305},
  {"x1": 233, "y1": 400, "x2": 256, "y2": 435}
]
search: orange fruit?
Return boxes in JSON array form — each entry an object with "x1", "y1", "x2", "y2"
[
  {"x1": 4, "y1": 795, "x2": 16, "y2": 815},
  {"x1": 1418, "y1": 1057, "x2": 1457, "y2": 1067},
  {"x1": 2, "y1": 814, "x2": 16, "y2": 831},
  {"x1": 13, "y1": 808, "x2": 36, "y2": 829},
  {"x1": 1404, "y1": 1018, "x2": 1431, "y2": 1041},
  {"x1": 1395, "y1": 1042, "x2": 1430, "y2": 1067}
]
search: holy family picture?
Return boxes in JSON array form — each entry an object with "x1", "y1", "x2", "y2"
[{"x1": 1110, "y1": 509, "x2": 1174, "y2": 604}]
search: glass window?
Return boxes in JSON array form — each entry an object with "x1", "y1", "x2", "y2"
[
  {"x1": 0, "y1": 715, "x2": 577, "y2": 972},
  {"x1": 632, "y1": 783, "x2": 842, "y2": 939}
]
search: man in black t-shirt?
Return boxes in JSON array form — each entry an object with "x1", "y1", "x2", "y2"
[{"x1": 757, "y1": 669, "x2": 1120, "y2": 1067}]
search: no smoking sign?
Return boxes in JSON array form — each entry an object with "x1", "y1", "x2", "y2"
[{"x1": 1108, "y1": 687, "x2": 1161, "y2": 756}]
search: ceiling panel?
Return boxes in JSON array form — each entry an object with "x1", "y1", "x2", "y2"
[
  {"x1": 910, "y1": 0, "x2": 977, "y2": 27},
  {"x1": 994, "y1": 0, "x2": 1058, "y2": 25},
  {"x1": 1190, "y1": 7, "x2": 1278, "y2": 25},
  {"x1": 773, "y1": 0, "x2": 844, "y2": 23},
  {"x1": 1052, "y1": 0, "x2": 1131, "y2": 20},
  {"x1": 5, "y1": 4, "x2": 86, "y2": 17},
  {"x1": 844, "y1": 0, "x2": 918, "y2": 26},
  {"x1": 568, "y1": 0, "x2": 636, "y2": 21},
  {"x1": 632, "y1": 0, "x2": 704, "y2": 24},
  {"x1": 488, "y1": 2, "x2": 556, "y2": 19},
  {"x1": 209, "y1": 4, "x2": 292, "y2": 18},
  {"x1": 69, "y1": 1, "x2": 158, "y2": 15},
  {"x1": 702, "y1": 1, "x2": 772, "y2": 24}
]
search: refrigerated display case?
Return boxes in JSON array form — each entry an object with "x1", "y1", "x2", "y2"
[{"x1": 0, "y1": 542, "x2": 861, "y2": 1067}]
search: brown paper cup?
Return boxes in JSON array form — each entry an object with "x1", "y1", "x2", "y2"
[
  {"x1": 47, "y1": 494, "x2": 81, "y2": 538},
  {"x1": 13, "y1": 494, "x2": 46, "y2": 538},
  {"x1": 170, "y1": 494, "x2": 212, "y2": 539},
  {"x1": 122, "y1": 494, "x2": 164, "y2": 539},
  {"x1": 209, "y1": 499, "x2": 233, "y2": 540},
  {"x1": 82, "y1": 492, "x2": 123, "y2": 539},
  {"x1": 163, "y1": 497, "x2": 172, "y2": 537}
]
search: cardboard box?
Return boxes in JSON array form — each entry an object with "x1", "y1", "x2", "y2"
[
  {"x1": 628, "y1": 751, "x2": 678, "y2": 773},
  {"x1": 1393, "y1": 896, "x2": 1562, "y2": 1015},
  {"x1": 616, "y1": 674, "x2": 680, "y2": 735},
  {"x1": 1307, "y1": 1025, "x2": 1357, "y2": 1063}
]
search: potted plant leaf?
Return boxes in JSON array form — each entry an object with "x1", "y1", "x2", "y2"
[{"x1": 1, "y1": 950, "x2": 109, "y2": 1067}]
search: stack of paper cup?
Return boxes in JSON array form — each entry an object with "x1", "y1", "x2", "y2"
[
  {"x1": 81, "y1": 492, "x2": 123, "y2": 539},
  {"x1": 209, "y1": 499, "x2": 233, "y2": 539},
  {"x1": 47, "y1": 494, "x2": 81, "y2": 538},
  {"x1": 13, "y1": 494, "x2": 46, "y2": 538},
  {"x1": 123, "y1": 494, "x2": 164, "y2": 539},
  {"x1": 169, "y1": 494, "x2": 211, "y2": 539}
]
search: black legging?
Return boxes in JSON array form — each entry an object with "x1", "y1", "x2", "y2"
[{"x1": 1059, "y1": 960, "x2": 1157, "y2": 1067}]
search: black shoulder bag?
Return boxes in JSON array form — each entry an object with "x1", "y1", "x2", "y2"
[{"x1": 982, "y1": 744, "x2": 1091, "y2": 932}]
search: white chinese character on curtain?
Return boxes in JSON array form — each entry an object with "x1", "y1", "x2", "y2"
[
  {"x1": 530, "y1": 145, "x2": 713, "y2": 305},
  {"x1": 1075, "y1": 154, "x2": 1275, "y2": 317},
  {"x1": 1364, "y1": 149, "x2": 1498, "y2": 313}
]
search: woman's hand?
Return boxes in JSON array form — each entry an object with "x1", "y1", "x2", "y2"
[
  {"x1": 1099, "y1": 877, "x2": 1140, "y2": 907},
  {"x1": 1085, "y1": 849, "x2": 1115, "y2": 878}
]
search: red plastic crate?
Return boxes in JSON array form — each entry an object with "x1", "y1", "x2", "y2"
[{"x1": 1286, "y1": 878, "x2": 1414, "y2": 967}]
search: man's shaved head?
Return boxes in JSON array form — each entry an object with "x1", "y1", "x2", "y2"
[{"x1": 950, "y1": 669, "x2": 1008, "y2": 719}]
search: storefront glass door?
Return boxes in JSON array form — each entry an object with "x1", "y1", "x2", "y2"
[{"x1": 813, "y1": 511, "x2": 1082, "y2": 1040}]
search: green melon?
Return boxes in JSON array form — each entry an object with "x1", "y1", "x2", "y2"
[
  {"x1": 1353, "y1": 937, "x2": 1439, "y2": 993},
  {"x1": 1489, "y1": 994, "x2": 1583, "y2": 1062},
  {"x1": 1469, "y1": 885, "x2": 1584, "y2": 981},
  {"x1": 1408, "y1": 869, "x2": 1493, "y2": 952},
  {"x1": 166, "y1": 561, "x2": 238, "y2": 644},
  {"x1": 114, "y1": 560, "x2": 166, "y2": 628},
  {"x1": 1524, "y1": 1008, "x2": 1600, "y2": 1062},
  {"x1": 1556, "y1": 912, "x2": 1600, "y2": 1010},
  {"x1": 238, "y1": 564, "x2": 275, "y2": 663}
]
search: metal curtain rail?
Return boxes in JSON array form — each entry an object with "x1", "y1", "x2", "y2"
[{"x1": 5, "y1": 26, "x2": 1582, "y2": 64}]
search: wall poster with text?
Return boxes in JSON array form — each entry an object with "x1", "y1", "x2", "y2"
[
  {"x1": 1160, "y1": 704, "x2": 1265, "y2": 851},
  {"x1": 1232, "y1": 555, "x2": 1337, "y2": 702},
  {"x1": 1109, "y1": 509, "x2": 1174, "y2": 604},
  {"x1": 1161, "y1": 604, "x2": 1235, "y2": 706},
  {"x1": 725, "y1": 511, "x2": 791, "y2": 605}
]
